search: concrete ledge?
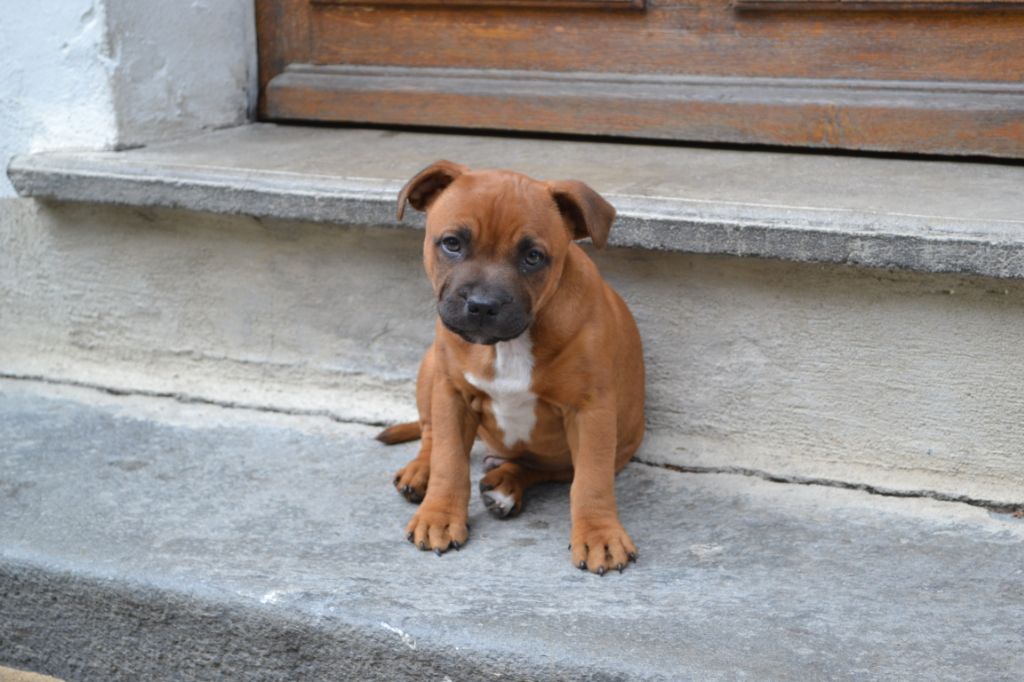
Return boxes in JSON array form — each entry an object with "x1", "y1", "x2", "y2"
[
  {"x1": 9, "y1": 123, "x2": 1024, "y2": 279},
  {"x1": 4, "y1": 198, "x2": 1024, "y2": 506},
  {"x1": 2, "y1": 380, "x2": 1023, "y2": 680}
]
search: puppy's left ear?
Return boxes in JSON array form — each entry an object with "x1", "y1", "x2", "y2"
[
  {"x1": 397, "y1": 160, "x2": 468, "y2": 220},
  {"x1": 548, "y1": 180, "x2": 616, "y2": 249}
]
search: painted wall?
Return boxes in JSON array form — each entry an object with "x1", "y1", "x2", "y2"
[
  {"x1": 104, "y1": 0, "x2": 256, "y2": 148},
  {"x1": 0, "y1": 1, "x2": 119, "y2": 196},
  {"x1": 0, "y1": 0, "x2": 255, "y2": 196}
]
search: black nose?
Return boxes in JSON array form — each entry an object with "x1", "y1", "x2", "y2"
[{"x1": 466, "y1": 295, "x2": 502, "y2": 318}]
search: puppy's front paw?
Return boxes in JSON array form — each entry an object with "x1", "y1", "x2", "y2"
[
  {"x1": 569, "y1": 520, "x2": 638, "y2": 575},
  {"x1": 405, "y1": 505, "x2": 469, "y2": 555},
  {"x1": 393, "y1": 458, "x2": 429, "y2": 503}
]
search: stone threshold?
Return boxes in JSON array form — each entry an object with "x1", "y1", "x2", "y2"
[{"x1": 8, "y1": 123, "x2": 1024, "y2": 279}]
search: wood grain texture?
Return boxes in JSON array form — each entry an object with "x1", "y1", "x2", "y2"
[
  {"x1": 308, "y1": 7, "x2": 1024, "y2": 82},
  {"x1": 736, "y1": 0, "x2": 1024, "y2": 9},
  {"x1": 256, "y1": 0, "x2": 313, "y2": 118},
  {"x1": 314, "y1": 0, "x2": 644, "y2": 7},
  {"x1": 257, "y1": 0, "x2": 1024, "y2": 156},
  {"x1": 265, "y1": 65, "x2": 1024, "y2": 157}
]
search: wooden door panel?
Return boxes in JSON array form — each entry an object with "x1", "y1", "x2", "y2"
[
  {"x1": 738, "y1": 0, "x2": 1024, "y2": 7},
  {"x1": 307, "y1": 9, "x2": 1024, "y2": 82},
  {"x1": 257, "y1": 0, "x2": 1024, "y2": 157},
  {"x1": 265, "y1": 65, "x2": 1024, "y2": 156},
  {"x1": 314, "y1": 0, "x2": 645, "y2": 7}
]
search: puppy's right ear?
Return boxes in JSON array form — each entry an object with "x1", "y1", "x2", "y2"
[{"x1": 397, "y1": 160, "x2": 468, "y2": 220}]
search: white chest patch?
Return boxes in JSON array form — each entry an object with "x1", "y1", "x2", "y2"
[{"x1": 465, "y1": 334, "x2": 537, "y2": 449}]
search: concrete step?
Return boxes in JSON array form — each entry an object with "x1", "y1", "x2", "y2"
[
  {"x1": 2, "y1": 378, "x2": 1022, "y2": 681},
  {"x1": 9, "y1": 123, "x2": 1024, "y2": 279},
  {"x1": 3, "y1": 124, "x2": 1024, "y2": 506}
]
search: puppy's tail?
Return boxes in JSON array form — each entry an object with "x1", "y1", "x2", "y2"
[{"x1": 375, "y1": 421, "x2": 422, "y2": 445}]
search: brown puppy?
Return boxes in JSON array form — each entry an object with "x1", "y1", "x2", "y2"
[{"x1": 377, "y1": 160, "x2": 645, "y2": 574}]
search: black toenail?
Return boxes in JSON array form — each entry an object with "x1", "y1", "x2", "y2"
[
  {"x1": 452, "y1": 540, "x2": 461, "y2": 550},
  {"x1": 617, "y1": 563, "x2": 624, "y2": 573},
  {"x1": 578, "y1": 561, "x2": 587, "y2": 570},
  {"x1": 418, "y1": 541, "x2": 427, "y2": 550},
  {"x1": 406, "y1": 532, "x2": 414, "y2": 542},
  {"x1": 567, "y1": 543, "x2": 572, "y2": 550},
  {"x1": 434, "y1": 548, "x2": 442, "y2": 557},
  {"x1": 628, "y1": 552, "x2": 638, "y2": 563},
  {"x1": 597, "y1": 566, "x2": 606, "y2": 576}
]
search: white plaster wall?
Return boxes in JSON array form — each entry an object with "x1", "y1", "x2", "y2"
[
  {"x1": 0, "y1": 1, "x2": 119, "y2": 196},
  {"x1": 0, "y1": 0, "x2": 256, "y2": 197},
  {"x1": 105, "y1": 0, "x2": 256, "y2": 148}
]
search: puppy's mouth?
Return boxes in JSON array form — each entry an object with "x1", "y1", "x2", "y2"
[{"x1": 440, "y1": 316, "x2": 532, "y2": 346}]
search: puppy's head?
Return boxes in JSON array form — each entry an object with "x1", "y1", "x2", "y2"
[{"x1": 398, "y1": 160, "x2": 615, "y2": 345}]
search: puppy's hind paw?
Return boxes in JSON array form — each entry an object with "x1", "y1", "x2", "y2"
[
  {"x1": 480, "y1": 485, "x2": 519, "y2": 518},
  {"x1": 478, "y1": 468, "x2": 524, "y2": 519}
]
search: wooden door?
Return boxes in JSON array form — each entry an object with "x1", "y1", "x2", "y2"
[{"x1": 256, "y1": 0, "x2": 1024, "y2": 158}]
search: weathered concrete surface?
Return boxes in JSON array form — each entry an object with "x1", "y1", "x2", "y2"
[
  {"x1": 2, "y1": 198, "x2": 1023, "y2": 505},
  {"x1": 1, "y1": 379, "x2": 1022, "y2": 681},
  {"x1": 9, "y1": 124, "x2": 1024, "y2": 278},
  {"x1": 0, "y1": 198, "x2": 425, "y2": 426},
  {"x1": 0, "y1": 668, "x2": 63, "y2": 682}
]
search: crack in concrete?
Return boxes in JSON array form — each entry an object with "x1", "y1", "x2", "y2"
[
  {"x1": 2, "y1": 372, "x2": 1019, "y2": 515},
  {"x1": 0, "y1": 372, "x2": 389, "y2": 429},
  {"x1": 634, "y1": 457, "x2": 1024, "y2": 516}
]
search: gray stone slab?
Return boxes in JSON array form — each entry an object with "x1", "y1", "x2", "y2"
[
  {"x1": 2, "y1": 379, "x2": 1023, "y2": 681},
  {"x1": 8, "y1": 123, "x2": 1024, "y2": 279}
]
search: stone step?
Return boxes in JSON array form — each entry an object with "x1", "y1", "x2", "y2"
[
  {"x1": 2, "y1": 378, "x2": 1022, "y2": 681},
  {"x1": 9, "y1": 123, "x2": 1024, "y2": 279},
  {"x1": 3, "y1": 124, "x2": 1024, "y2": 506}
]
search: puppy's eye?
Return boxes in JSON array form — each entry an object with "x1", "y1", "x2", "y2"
[
  {"x1": 523, "y1": 249, "x2": 545, "y2": 268},
  {"x1": 441, "y1": 236, "x2": 462, "y2": 254}
]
